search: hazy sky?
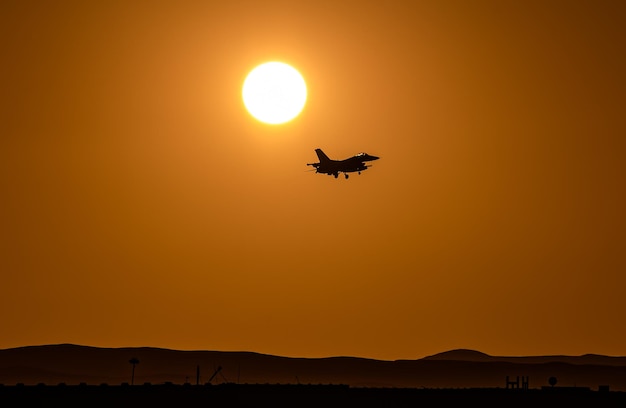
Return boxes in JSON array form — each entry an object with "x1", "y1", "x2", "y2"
[{"x1": 1, "y1": 0, "x2": 625, "y2": 360}]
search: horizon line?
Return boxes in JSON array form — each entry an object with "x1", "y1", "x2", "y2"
[{"x1": 2, "y1": 343, "x2": 625, "y2": 360}]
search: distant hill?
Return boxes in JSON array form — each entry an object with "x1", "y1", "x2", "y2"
[
  {"x1": 422, "y1": 348, "x2": 626, "y2": 366},
  {"x1": 421, "y1": 349, "x2": 495, "y2": 362},
  {"x1": 1, "y1": 344, "x2": 625, "y2": 391}
]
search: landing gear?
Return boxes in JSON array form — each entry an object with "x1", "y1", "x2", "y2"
[
  {"x1": 345, "y1": 174, "x2": 349, "y2": 179},
  {"x1": 333, "y1": 172, "x2": 338, "y2": 179}
]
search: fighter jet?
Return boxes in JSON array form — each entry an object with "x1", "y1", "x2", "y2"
[{"x1": 307, "y1": 148, "x2": 380, "y2": 179}]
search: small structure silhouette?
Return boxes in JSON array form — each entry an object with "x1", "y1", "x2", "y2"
[
  {"x1": 506, "y1": 375, "x2": 529, "y2": 390},
  {"x1": 129, "y1": 357, "x2": 140, "y2": 385},
  {"x1": 207, "y1": 366, "x2": 223, "y2": 384}
]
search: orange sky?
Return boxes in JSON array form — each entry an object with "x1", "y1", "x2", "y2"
[{"x1": 1, "y1": 1, "x2": 625, "y2": 360}]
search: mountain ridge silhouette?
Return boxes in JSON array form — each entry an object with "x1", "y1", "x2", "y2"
[
  {"x1": 422, "y1": 348, "x2": 626, "y2": 366},
  {"x1": 1, "y1": 344, "x2": 625, "y2": 390}
]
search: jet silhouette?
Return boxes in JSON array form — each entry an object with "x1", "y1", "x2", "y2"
[{"x1": 307, "y1": 148, "x2": 380, "y2": 179}]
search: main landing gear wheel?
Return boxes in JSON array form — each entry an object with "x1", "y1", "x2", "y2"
[
  {"x1": 333, "y1": 173, "x2": 338, "y2": 178},
  {"x1": 345, "y1": 174, "x2": 349, "y2": 179}
]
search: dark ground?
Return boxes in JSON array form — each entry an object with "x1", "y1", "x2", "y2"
[
  {"x1": 1, "y1": 383, "x2": 624, "y2": 408},
  {"x1": 3, "y1": 345, "x2": 626, "y2": 391}
]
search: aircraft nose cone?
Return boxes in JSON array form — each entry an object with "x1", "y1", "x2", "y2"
[{"x1": 367, "y1": 154, "x2": 380, "y2": 161}]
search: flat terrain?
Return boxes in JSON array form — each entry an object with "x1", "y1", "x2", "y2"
[
  {"x1": 1, "y1": 383, "x2": 624, "y2": 408},
  {"x1": 2, "y1": 345, "x2": 626, "y2": 391}
]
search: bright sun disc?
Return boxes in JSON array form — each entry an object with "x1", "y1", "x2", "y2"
[{"x1": 242, "y1": 62, "x2": 307, "y2": 125}]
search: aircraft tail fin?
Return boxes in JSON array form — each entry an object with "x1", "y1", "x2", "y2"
[{"x1": 315, "y1": 148, "x2": 331, "y2": 163}]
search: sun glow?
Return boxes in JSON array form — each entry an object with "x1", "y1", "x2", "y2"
[{"x1": 242, "y1": 62, "x2": 307, "y2": 125}]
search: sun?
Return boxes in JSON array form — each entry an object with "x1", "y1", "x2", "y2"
[{"x1": 242, "y1": 62, "x2": 307, "y2": 125}]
